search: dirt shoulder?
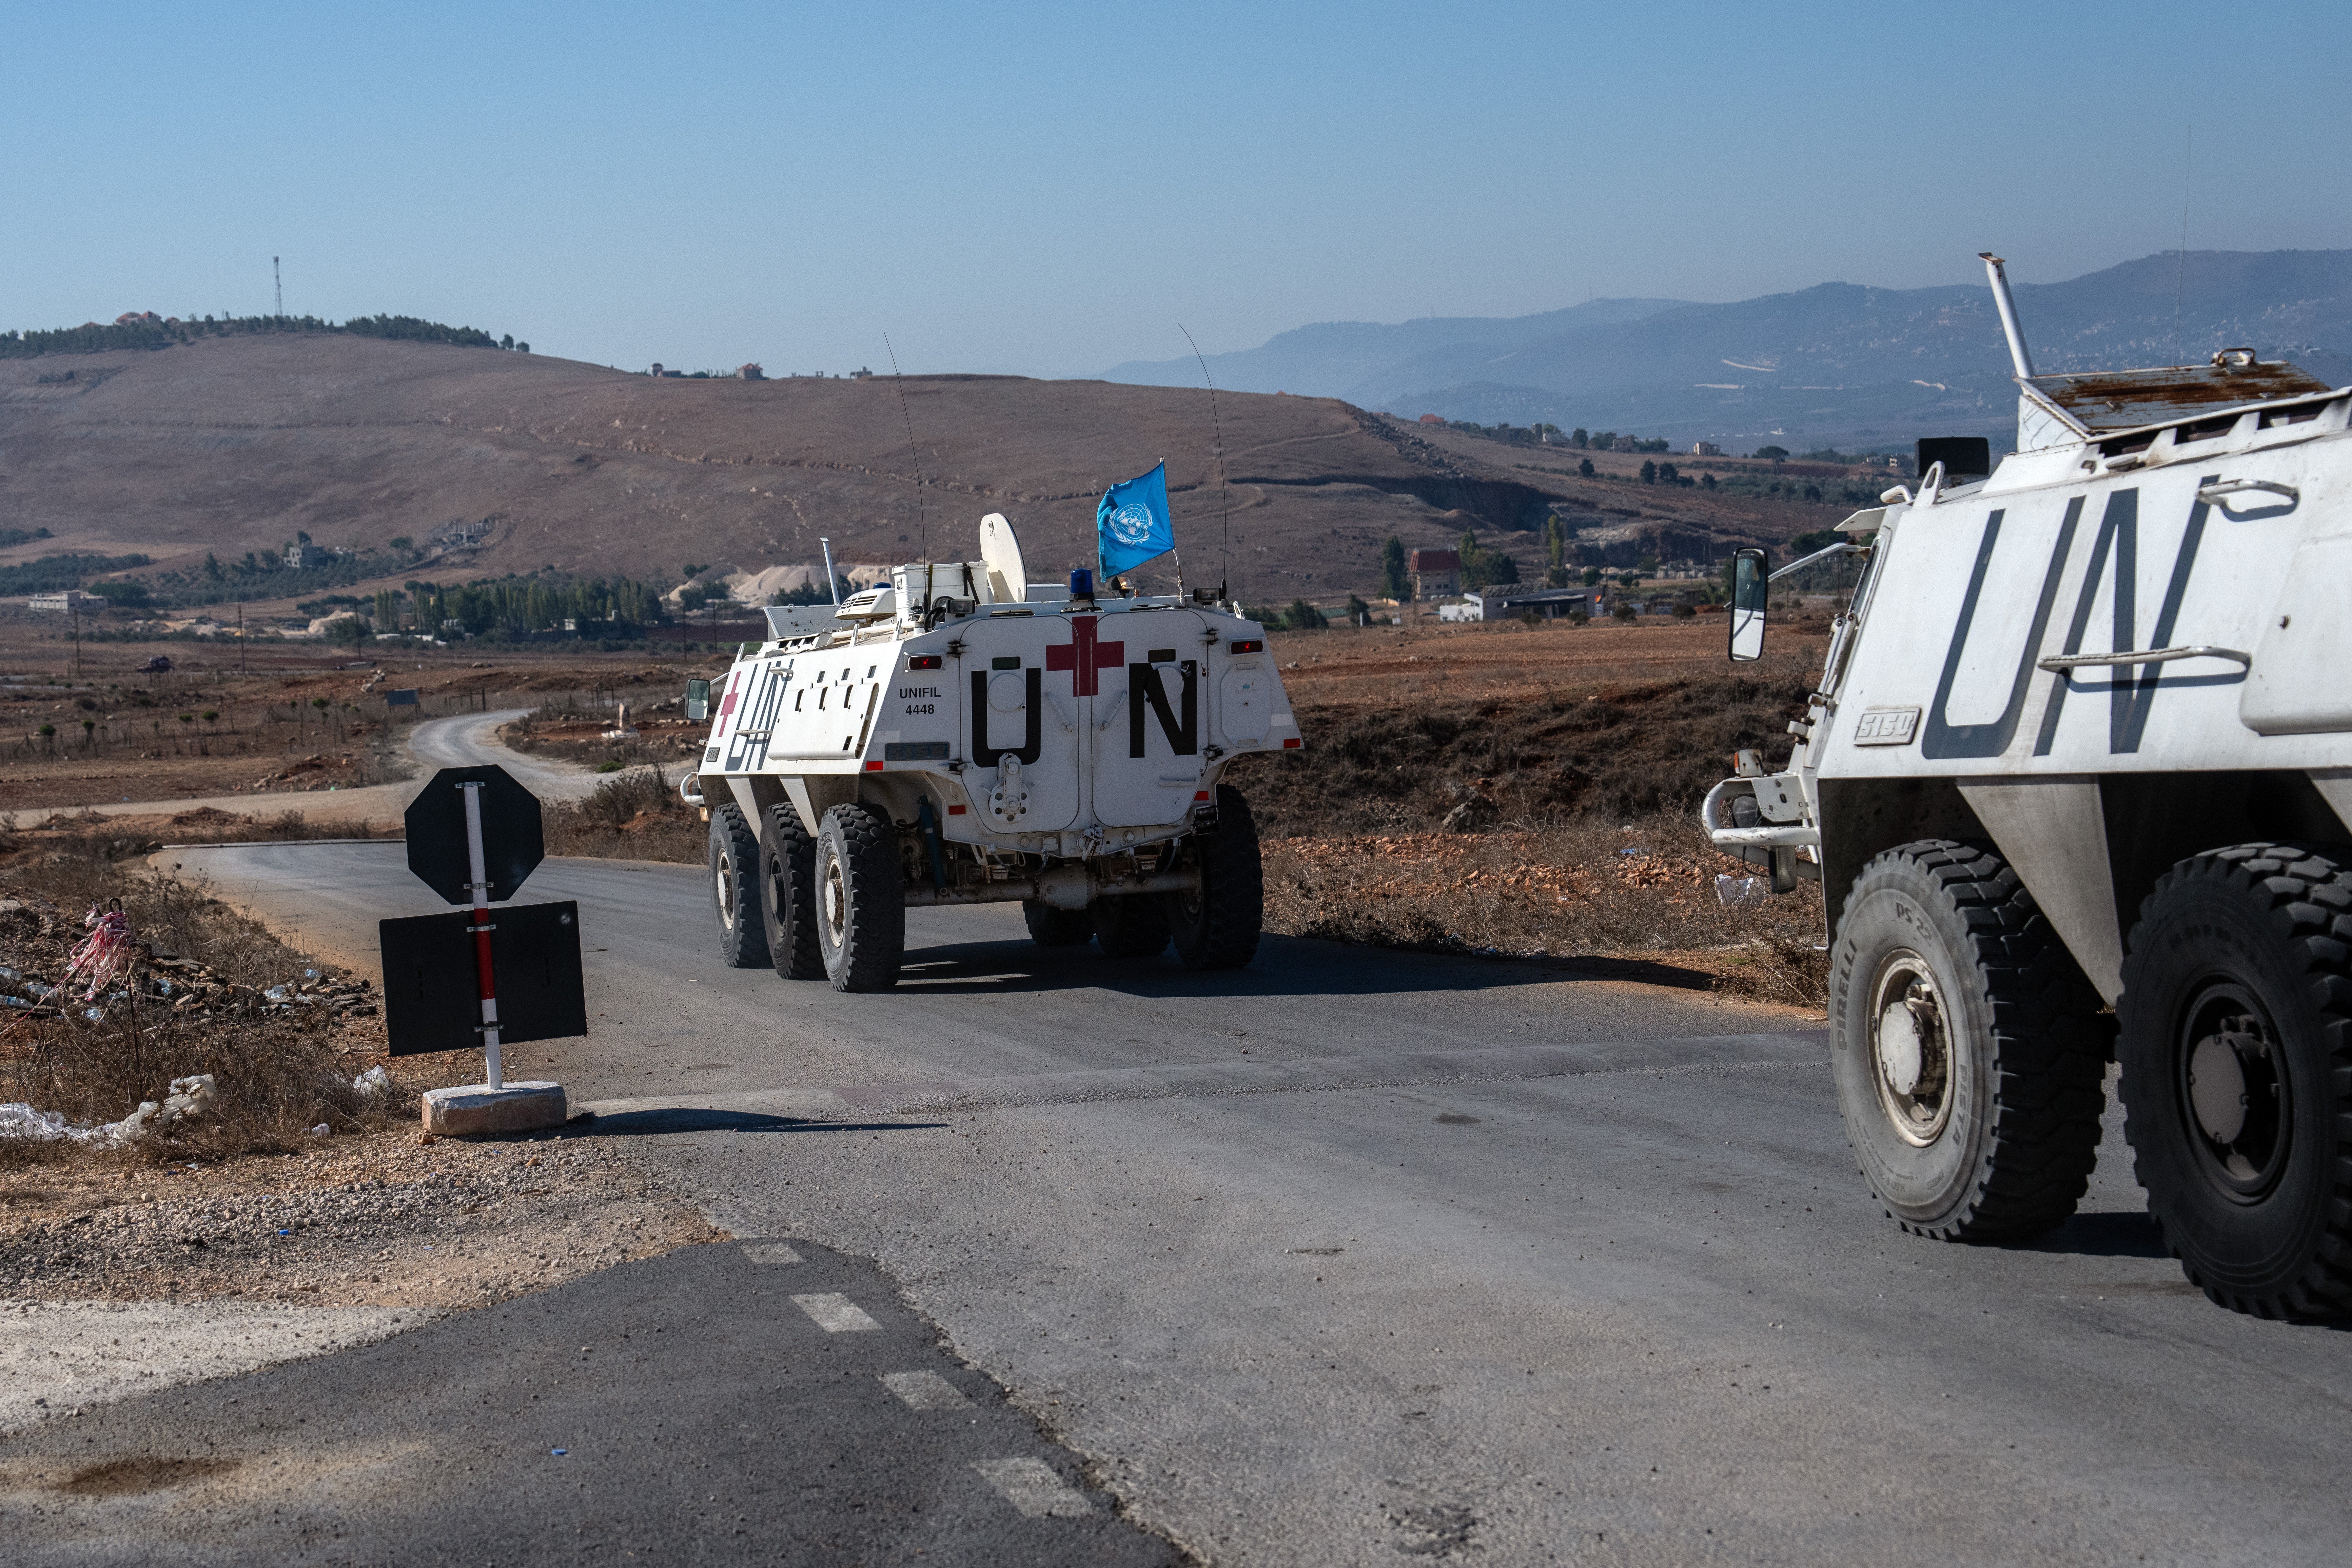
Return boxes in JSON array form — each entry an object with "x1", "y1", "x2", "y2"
[{"x1": 0, "y1": 1130, "x2": 724, "y2": 1313}]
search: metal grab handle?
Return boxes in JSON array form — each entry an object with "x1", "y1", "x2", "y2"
[
  {"x1": 2198, "y1": 478, "x2": 2298, "y2": 507},
  {"x1": 2039, "y1": 645, "x2": 2250, "y2": 672},
  {"x1": 1770, "y1": 540, "x2": 1867, "y2": 582}
]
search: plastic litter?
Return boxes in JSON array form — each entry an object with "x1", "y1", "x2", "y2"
[
  {"x1": 310, "y1": 1123, "x2": 332, "y2": 1136},
  {"x1": 62, "y1": 902, "x2": 134, "y2": 1000},
  {"x1": 551, "y1": 1448, "x2": 568, "y2": 1457},
  {"x1": 263, "y1": 985, "x2": 290, "y2": 1002},
  {"x1": 352, "y1": 1065, "x2": 391, "y2": 1097},
  {"x1": 0, "y1": 1103, "x2": 112, "y2": 1143},
  {"x1": 1714, "y1": 874, "x2": 1767, "y2": 908}
]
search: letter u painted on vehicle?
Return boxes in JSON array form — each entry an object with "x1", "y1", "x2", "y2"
[
  {"x1": 971, "y1": 668, "x2": 1041, "y2": 766},
  {"x1": 1919, "y1": 506, "x2": 2077, "y2": 760}
]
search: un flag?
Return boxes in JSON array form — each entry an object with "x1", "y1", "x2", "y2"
[{"x1": 1096, "y1": 463, "x2": 1175, "y2": 578}]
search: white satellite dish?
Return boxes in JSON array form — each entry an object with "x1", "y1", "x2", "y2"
[{"x1": 978, "y1": 512, "x2": 1029, "y2": 604}]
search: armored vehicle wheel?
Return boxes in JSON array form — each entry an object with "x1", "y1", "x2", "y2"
[
  {"x1": 2117, "y1": 844, "x2": 2352, "y2": 1318},
  {"x1": 760, "y1": 804, "x2": 824, "y2": 981},
  {"x1": 1094, "y1": 894, "x2": 1170, "y2": 959},
  {"x1": 812, "y1": 803, "x2": 904, "y2": 992},
  {"x1": 708, "y1": 803, "x2": 770, "y2": 969},
  {"x1": 1830, "y1": 840, "x2": 2108, "y2": 1241},
  {"x1": 1022, "y1": 900, "x2": 1094, "y2": 947},
  {"x1": 1168, "y1": 783, "x2": 1264, "y2": 971}
]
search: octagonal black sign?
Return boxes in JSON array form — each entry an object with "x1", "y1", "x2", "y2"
[{"x1": 404, "y1": 764, "x2": 545, "y2": 905}]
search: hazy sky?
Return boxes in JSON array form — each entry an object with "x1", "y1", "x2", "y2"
[{"x1": 7, "y1": 1, "x2": 2349, "y2": 379}]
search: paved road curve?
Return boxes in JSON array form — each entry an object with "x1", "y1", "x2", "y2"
[
  {"x1": 80, "y1": 707, "x2": 605, "y2": 826},
  {"x1": 138, "y1": 840, "x2": 2352, "y2": 1566}
]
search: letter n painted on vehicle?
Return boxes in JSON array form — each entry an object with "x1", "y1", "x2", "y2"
[{"x1": 1127, "y1": 661, "x2": 1197, "y2": 759}]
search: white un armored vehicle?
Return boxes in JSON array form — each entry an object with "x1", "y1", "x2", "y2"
[
  {"x1": 1706, "y1": 254, "x2": 2352, "y2": 1318},
  {"x1": 686, "y1": 514, "x2": 1300, "y2": 993}
]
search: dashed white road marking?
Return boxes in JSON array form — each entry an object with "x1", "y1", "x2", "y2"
[
  {"x1": 741, "y1": 1242, "x2": 804, "y2": 1265},
  {"x1": 881, "y1": 1370, "x2": 970, "y2": 1410},
  {"x1": 791, "y1": 1293, "x2": 881, "y2": 1332},
  {"x1": 972, "y1": 1456, "x2": 1094, "y2": 1518}
]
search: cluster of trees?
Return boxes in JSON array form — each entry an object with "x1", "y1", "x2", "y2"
[
  {"x1": 1636, "y1": 460, "x2": 1717, "y2": 491},
  {"x1": 0, "y1": 552, "x2": 152, "y2": 596},
  {"x1": 393, "y1": 574, "x2": 669, "y2": 638},
  {"x1": 0, "y1": 312, "x2": 527, "y2": 360},
  {"x1": 1457, "y1": 530, "x2": 1521, "y2": 590},
  {"x1": 168, "y1": 547, "x2": 374, "y2": 605},
  {"x1": 0, "y1": 527, "x2": 53, "y2": 549},
  {"x1": 1568, "y1": 430, "x2": 1673, "y2": 454}
]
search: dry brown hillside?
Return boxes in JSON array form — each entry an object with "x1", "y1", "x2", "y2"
[{"x1": 0, "y1": 334, "x2": 1819, "y2": 605}]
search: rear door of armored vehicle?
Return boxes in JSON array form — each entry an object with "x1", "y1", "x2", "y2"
[
  {"x1": 958, "y1": 614, "x2": 1079, "y2": 831},
  {"x1": 1089, "y1": 609, "x2": 1213, "y2": 829}
]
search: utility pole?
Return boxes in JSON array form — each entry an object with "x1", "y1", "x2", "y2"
[
  {"x1": 71, "y1": 599, "x2": 81, "y2": 680},
  {"x1": 274, "y1": 256, "x2": 283, "y2": 319},
  {"x1": 237, "y1": 603, "x2": 247, "y2": 675}
]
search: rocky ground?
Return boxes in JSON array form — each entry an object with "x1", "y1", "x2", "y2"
[{"x1": 0, "y1": 1129, "x2": 725, "y2": 1313}]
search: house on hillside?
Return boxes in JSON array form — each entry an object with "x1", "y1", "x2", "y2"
[
  {"x1": 1693, "y1": 440, "x2": 1723, "y2": 457},
  {"x1": 1407, "y1": 548, "x2": 1460, "y2": 599},
  {"x1": 27, "y1": 589, "x2": 101, "y2": 614},
  {"x1": 1417, "y1": 413, "x2": 1445, "y2": 425}
]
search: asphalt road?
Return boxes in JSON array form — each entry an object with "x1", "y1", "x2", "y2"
[
  {"x1": 82, "y1": 707, "x2": 603, "y2": 825},
  {"x1": 86, "y1": 839, "x2": 2352, "y2": 1565}
]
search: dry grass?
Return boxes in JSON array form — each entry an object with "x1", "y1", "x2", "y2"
[
  {"x1": 541, "y1": 765, "x2": 706, "y2": 864},
  {"x1": 0, "y1": 829, "x2": 430, "y2": 1168},
  {"x1": 1262, "y1": 813, "x2": 1828, "y2": 1007}
]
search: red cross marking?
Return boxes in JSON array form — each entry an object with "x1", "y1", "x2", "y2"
[{"x1": 1044, "y1": 615, "x2": 1125, "y2": 697}]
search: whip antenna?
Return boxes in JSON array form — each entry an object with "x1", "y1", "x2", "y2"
[
  {"x1": 884, "y1": 333, "x2": 925, "y2": 560},
  {"x1": 2174, "y1": 124, "x2": 2192, "y2": 365},
  {"x1": 1178, "y1": 324, "x2": 1231, "y2": 602}
]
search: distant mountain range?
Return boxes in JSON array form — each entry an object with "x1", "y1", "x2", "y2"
[{"x1": 1104, "y1": 250, "x2": 2352, "y2": 451}]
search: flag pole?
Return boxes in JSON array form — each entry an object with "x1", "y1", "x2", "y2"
[{"x1": 1159, "y1": 458, "x2": 1186, "y2": 600}]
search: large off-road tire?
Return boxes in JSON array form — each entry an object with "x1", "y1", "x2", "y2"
[
  {"x1": 760, "y1": 803, "x2": 824, "y2": 981},
  {"x1": 708, "y1": 803, "x2": 770, "y2": 969},
  {"x1": 813, "y1": 803, "x2": 904, "y2": 993},
  {"x1": 1167, "y1": 784, "x2": 1264, "y2": 971},
  {"x1": 1022, "y1": 900, "x2": 1094, "y2": 947},
  {"x1": 1829, "y1": 839, "x2": 2110, "y2": 1241},
  {"x1": 1094, "y1": 893, "x2": 1171, "y2": 959},
  {"x1": 2117, "y1": 843, "x2": 2352, "y2": 1319}
]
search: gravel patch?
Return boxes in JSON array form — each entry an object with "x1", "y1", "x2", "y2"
[{"x1": 0, "y1": 1127, "x2": 727, "y2": 1313}]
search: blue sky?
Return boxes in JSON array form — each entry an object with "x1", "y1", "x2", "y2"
[{"x1": 5, "y1": 1, "x2": 2348, "y2": 378}]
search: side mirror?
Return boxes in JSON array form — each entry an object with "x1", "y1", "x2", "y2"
[
  {"x1": 684, "y1": 678, "x2": 711, "y2": 722},
  {"x1": 1728, "y1": 548, "x2": 1769, "y2": 662}
]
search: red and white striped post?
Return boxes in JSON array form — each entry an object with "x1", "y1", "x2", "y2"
[{"x1": 458, "y1": 779, "x2": 503, "y2": 1089}]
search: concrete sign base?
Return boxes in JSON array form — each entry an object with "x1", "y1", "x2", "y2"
[{"x1": 422, "y1": 1081, "x2": 567, "y2": 1137}]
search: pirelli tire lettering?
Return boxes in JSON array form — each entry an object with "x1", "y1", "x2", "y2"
[
  {"x1": 687, "y1": 533, "x2": 1302, "y2": 998},
  {"x1": 1703, "y1": 254, "x2": 2352, "y2": 1319}
]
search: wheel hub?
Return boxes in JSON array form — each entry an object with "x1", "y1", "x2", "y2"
[
  {"x1": 1869, "y1": 952, "x2": 1953, "y2": 1146},
  {"x1": 2179, "y1": 990, "x2": 2289, "y2": 1199},
  {"x1": 823, "y1": 858, "x2": 847, "y2": 945},
  {"x1": 716, "y1": 862, "x2": 735, "y2": 926}
]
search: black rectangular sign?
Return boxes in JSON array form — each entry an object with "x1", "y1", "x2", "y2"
[{"x1": 379, "y1": 900, "x2": 588, "y2": 1057}]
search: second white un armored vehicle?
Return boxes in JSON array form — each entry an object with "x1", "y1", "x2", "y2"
[
  {"x1": 1706, "y1": 254, "x2": 2352, "y2": 1318},
  {"x1": 685, "y1": 514, "x2": 1300, "y2": 993}
]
